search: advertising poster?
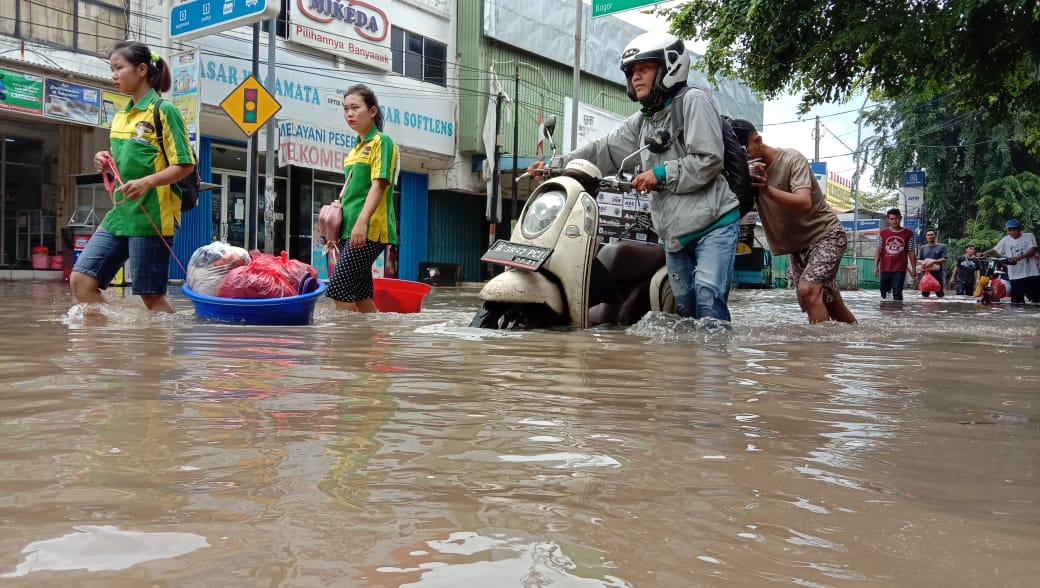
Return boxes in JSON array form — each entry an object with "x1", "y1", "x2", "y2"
[
  {"x1": 563, "y1": 97, "x2": 627, "y2": 151},
  {"x1": 44, "y1": 78, "x2": 101, "y2": 125},
  {"x1": 0, "y1": 68, "x2": 45, "y2": 115},
  {"x1": 99, "y1": 91, "x2": 131, "y2": 128},
  {"x1": 171, "y1": 49, "x2": 202, "y2": 150},
  {"x1": 596, "y1": 191, "x2": 658, "y2": 244}
]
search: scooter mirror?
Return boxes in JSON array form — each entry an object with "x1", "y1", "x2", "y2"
[
  {"x1": 543, "y1": 116, "x2": 557, "y2": 138},
  {"x1": 644, "y1": 130, "x2": 671, "y2": 154}
]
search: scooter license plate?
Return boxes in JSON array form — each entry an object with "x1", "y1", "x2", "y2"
[{"x1": 480, "y1": 240, "x2": 553, "y2": 271}]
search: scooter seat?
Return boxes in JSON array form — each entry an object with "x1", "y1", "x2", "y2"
[
  {"x1": 589, "y1": 240, "x2": 667, "y2": 326},
  {"x1": 596, "y1": 240, "x2": 665, "y2": 282}
]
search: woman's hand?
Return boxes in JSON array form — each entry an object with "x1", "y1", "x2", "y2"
[
  {"x1": 118, "y1": 177, "x2": 155, "y2": 200},
  {"x1": 350, "y1": 219, "x2": 369, "y2": 248},
  {"x1": 94, "y1": 151, "x2": 112, "y2": 173}
]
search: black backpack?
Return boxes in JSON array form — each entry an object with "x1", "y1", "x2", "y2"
[
  {"x1": 153, "y1": 98, "x2": 202, "y2": 212},
  {"x1": 669, "y1": 87, "x2": 756, "y2": 217}
]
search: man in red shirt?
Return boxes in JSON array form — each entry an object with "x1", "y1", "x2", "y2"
[{"x1": 873, "y1": 208, "x2": 918, "y2": 300}]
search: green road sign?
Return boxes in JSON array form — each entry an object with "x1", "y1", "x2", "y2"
[{"x1": 592, "y1": 0, "x2": 658, "y2": 18}]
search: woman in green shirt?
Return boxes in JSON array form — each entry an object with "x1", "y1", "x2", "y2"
[
  {"x1": 326, "y1": 84, "x2": 399, "y2": 312},
  {"x1": 70, "y1": 41, "x2": 195, "y2": 312}
]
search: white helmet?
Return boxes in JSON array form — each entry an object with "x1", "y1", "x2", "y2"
[{"x1": 619, "y1": 32, "x2": 690, "y2": 102}]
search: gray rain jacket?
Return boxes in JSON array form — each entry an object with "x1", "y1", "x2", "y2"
[{"x1": 554, "y1": 88, "x2": 738, "y2": 252}]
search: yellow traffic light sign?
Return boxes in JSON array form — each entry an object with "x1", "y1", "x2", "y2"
[{"x1": 220, "y1": 75, "x2": 281, "y2": 136}]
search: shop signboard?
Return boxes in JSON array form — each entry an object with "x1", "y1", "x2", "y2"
[
  {"x1": 99, "y1": 91, "x2": 132, "y2": 128},
  {"x1": 0, "y1": 68, "x2": 45, "y2": 115},
  {"x1": 904, "y1": 170, "x2": 925, "y2": 187},
  {"x1": 44, "y1": 79, "x2": 102, "y2": 125},
  {"x1": 278, "y1": 119, "x2": 356, "y2": 174},
  {"x1": 199, "y1": 36, "x2": 455, "y2": 155},
  {"x1": 289, "y1": 0, "x2": 392, "y2": 70},
  {"x1": 171, "y1": 49, "x2": 202, "y2": 150}
]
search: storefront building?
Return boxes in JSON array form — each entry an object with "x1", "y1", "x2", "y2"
[
  {"x1": 183, "y1": 0, "x2": 455, "y2": 281},
  {"x1": 0, "y1": 0, "x2": 124, "y2": 270},
  {"x1": 0, "y1": 0, "x2": 454, "y2": 282}
]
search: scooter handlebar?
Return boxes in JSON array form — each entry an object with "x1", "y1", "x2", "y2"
[
  {"x1": 598, "y1": 176, "x2": 633, "y2": 193},
  {"x1": 536, "y1": 168, "x2": 648, "y2": 195}
]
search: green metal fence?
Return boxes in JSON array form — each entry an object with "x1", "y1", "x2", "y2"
[{"x1": 771, "y1": 255, "x2": 880, "y2": 289}]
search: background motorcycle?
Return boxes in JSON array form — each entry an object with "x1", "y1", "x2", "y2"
[
  {"x1": 975, "y1": 256, "x2": 1012, "y2": 304},
  {"x1": 471, "y1": 121, "x2": 675, "y2": 329}
]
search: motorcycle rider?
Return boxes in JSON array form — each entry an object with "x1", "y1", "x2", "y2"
[{"x1": 528, "y1": 32, "x2": 739, "y2": 322}]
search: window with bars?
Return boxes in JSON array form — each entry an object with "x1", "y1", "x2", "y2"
[
  {"x1": 3, "y1": 0, "x2": 127, "y2": 57},
  {"x1": 390, "y1": 26, "x2": 446, "y2": 87}
]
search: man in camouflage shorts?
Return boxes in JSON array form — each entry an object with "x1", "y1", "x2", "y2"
[
  {"x1": 790, "y1": 228, "x2": 848, "y2": 308},
  {"x1": 731, "y1": 119, "x2": 857, "y2": 323}
]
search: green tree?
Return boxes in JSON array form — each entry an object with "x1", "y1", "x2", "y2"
[
  {"x1": 858, "y1": 189, "x2": 899, "y2": 213},
  {"x1": 663, "y1": 0, "x2": 1040, "y2": 138},
  {"x1": 976, "y1": 172, "x2": 1040, "y2": 231},
  {"x1": 866, "y1": 96, "x2": 1040, "y2": 238}
]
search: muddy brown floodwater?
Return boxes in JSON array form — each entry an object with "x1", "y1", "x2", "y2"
[{"x1": 0, "y1": 281, "x2": 1037, "y2": 587}]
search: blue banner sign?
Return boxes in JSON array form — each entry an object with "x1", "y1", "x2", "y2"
[
  {"x1": 170, "y1": 0, "x2": 280, "y2": 41},
  {"x1": 904, "y1": 170, "x2": 926, "y2": 187},
  {"x1": 841, "y1": 219, "x2": 882, "y2": 231}
]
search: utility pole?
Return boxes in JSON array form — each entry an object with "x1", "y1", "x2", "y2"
[
  {"x1": 245, "y1": 22, "x2": 260, "y2": 251},
  {"x1": 814, "y1": 116, "x2": 821, "y2": 163},
  {"x1": 510, "y1": 63, "x2": 520, "y2": 225},
  {"x1": 570, "y1": 0, "x2": 582, "y2": 151},
  {"x1": 850, "y1": 97, "x2": 869, "y2": 261},
  {"x1": 263, "y1": 18, "x2": 277, "y2": 253},
  {"x1": 486, "y1": 93, "x2": 504, "y2": 279}
]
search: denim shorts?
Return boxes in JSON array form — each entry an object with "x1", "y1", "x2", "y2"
[{"x1": 71, "y1": 227, "x2": 173, "y2": 295}]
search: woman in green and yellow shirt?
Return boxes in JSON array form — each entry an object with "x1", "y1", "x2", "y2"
[
  {"x1": 327, "y1": 84, "x2": 399, "y2": 312},
  {"x1": 70, "y1": 41, "x2": 195, "y2": 313}
]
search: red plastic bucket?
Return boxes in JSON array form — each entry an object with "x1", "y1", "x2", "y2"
[{"x1": 372, "y1": 278, "x2": 433, "y2": 313}]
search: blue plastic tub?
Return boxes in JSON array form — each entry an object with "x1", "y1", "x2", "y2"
[{"x1": 181, "y1": 281, "x2": 326, "y2": 325}]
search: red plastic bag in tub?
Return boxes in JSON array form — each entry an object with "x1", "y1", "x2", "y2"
[
  {"x1": 282, "y1": 254, "x2": 318, "y2": 286},
  {"x1": 250, "y1": 250, "x2": 317, "y2": 287},
  {"x1": 216, "y1": 252, "x2": 297, "y2": 299},
  {"x1": 919, "y1": 271, "x2": 942, "y2": 293},
  {"x1": 316, "y1": 201, "x2": 342, "y2": 250},
  {"x1": 186, "y1": 242, "x2": 251, "y2": 296}
]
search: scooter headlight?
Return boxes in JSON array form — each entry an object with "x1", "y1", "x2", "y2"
[{"x1": 521, "y1": 189, "x2": 566, "y2": 238}]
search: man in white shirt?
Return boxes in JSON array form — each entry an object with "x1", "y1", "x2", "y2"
[{"x1": 981, "y1": 219, "x2": 1039, "y2": 303}]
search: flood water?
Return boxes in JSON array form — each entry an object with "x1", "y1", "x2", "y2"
[{"x1": 0, "y1": 280, "x2": 1038, "y2": 587}]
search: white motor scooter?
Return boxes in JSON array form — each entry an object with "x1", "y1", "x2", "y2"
[{"x1": 470, "y1": 121, "x2": 676, "y2": 329}]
